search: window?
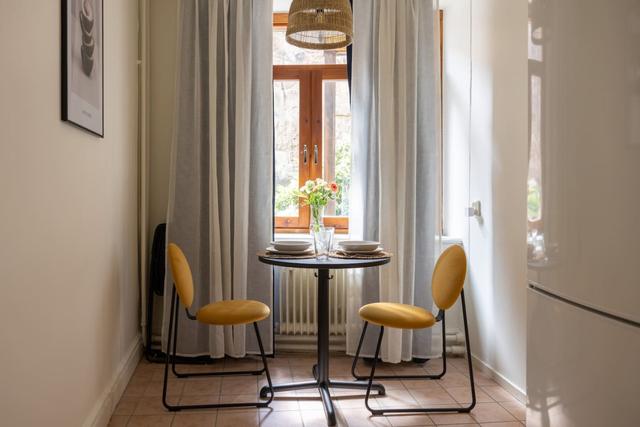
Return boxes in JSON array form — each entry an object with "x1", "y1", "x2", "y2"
[{"x1": 273, "y1": 13, "x2": 351, "y2": 233}]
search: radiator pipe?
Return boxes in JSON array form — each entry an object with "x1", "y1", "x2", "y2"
[{"x1": 446, "y1": 331, "x2": 465, "y2": 344}]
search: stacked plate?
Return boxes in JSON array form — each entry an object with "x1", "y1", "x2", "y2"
[
  {"x1": 267, "y1": 240, "x2": 314, "y2": 256},
  {"x1": 336, "y1": 240, "x2": 383, "y2": 255}
]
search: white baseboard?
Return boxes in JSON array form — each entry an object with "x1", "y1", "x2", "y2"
[
  {"x1": 83, "y1": 335, "x2": 143, "y2": 427},
  {"x1": 471, "y1": 353, "x2": 526, "y2": 403},
  {"x1": 275, "y1": 334, "x2": 346, "y2": 352}
]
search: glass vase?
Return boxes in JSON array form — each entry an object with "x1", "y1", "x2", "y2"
[
  {"x1": 313, "y1": 227, "x2": 334, "y2": 259},
  {"x1": 310, "y1": 204, "x2": 325, "y2": 233}
]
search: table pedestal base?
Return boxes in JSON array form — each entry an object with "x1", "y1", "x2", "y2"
[
  {"x1": 259, "y1": 378, "x2": 385, "y2": 426},
  {"x1": 259, "y1": 268, "x2": 385, "y2": 425}
]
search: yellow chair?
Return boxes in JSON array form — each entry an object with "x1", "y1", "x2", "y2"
[
  {"x1": 162, "y1": 243, "x2": 273, "y2": 411},
  {"x1": 351, "y1": 245, "x2": 476, "y2": 415}
]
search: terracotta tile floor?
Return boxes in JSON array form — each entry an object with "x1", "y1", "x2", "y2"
[{"x1": 111, "y1": 354, "x2": 525, "y2": 427}]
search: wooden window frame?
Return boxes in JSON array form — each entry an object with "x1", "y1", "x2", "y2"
[
  {"x1": 273, "y1": 12, "x2": 444, "y2": 235},
  {"x1": 273, "y1": 15, "x2": 350, "y2": 234}
]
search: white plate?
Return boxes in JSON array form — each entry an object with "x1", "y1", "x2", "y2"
[
  {"x1": 266, "y1": 246, "x2": 314, "y2": 255},
  {"x1": 339, "y1": 247, "x2": 384, "y2": 255},
  {"x1": 270, "y1": 240, "x2": 313, "y2": 252},
  {"x1": 338, "y1": 240, "x2": 381, "y2": 252}
]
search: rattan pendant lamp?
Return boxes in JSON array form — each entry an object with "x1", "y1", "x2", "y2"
[{"x1": 286, "y1": 0, "x2": 353, "y2": 50}]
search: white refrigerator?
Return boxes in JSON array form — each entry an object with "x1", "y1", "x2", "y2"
[{"x1": 527, "y1": 0, "x2": 640, "y2": 426}]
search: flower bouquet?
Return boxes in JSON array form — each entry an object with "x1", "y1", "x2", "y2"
[{"x1": 297, "y1": 178, "x2": 340, "y2": 232}]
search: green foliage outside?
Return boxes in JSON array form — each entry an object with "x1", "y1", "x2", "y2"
[
  {"x1": 275, "y1": 180, "x2": 300, "y2": 214},
  {"x1": 528, "y1": 179, "x2": 541, "y2": 221},
  {"x1": 275, "y1": 143, "x2": 351, "y2": 217},
  {"x1": 333, "y1": 140, "x2": 351, "y2": 216}
]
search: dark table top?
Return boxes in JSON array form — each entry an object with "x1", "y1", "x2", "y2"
[{"x1": 258, "y1": 255, "x2": 391, "y2": 270}]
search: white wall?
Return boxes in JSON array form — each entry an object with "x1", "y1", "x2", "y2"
[
  {"x1": 442, "y1": 0, "x2": 471, "y2": 242},
  {"x1": 0, "y1": 1, "x2": 140, "y2": 425},
  {"x1": 441, "y1": 0, "x2": 528, "y2": 394}
]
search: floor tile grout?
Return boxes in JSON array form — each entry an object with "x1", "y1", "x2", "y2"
[{"x1": 114, "y1": 354, "x2": 525, "y2": 427}]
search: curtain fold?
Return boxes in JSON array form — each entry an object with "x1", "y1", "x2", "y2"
[
  {"x1": 346, "y1": 0, "x2": 353, "y2": 95},
  {"x1": 164, "y1": 0, "x2": 274, "y2": 358},
  {"x1": 348, "y1": 0, "x2": 441, "y2": 362}
]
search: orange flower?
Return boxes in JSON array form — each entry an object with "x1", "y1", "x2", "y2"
[{"x1": 330, "y1": 182, "x2": 339, "y2": 193}]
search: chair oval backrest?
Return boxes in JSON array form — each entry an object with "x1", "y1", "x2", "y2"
[
  {"x1": 431, "y1": 245, "x2": 467, "y2": 311},
  {"x1": 167, "y1": 243, "x2": 194, "y2": 309}
]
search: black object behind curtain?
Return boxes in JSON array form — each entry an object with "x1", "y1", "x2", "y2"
[{"x1": 347, "y1": 0, "x2": 353, "y2": 97}]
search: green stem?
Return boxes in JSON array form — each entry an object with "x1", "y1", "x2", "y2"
[{"x1": 310, "y1": 204, "x2": 325, "y2": 232}]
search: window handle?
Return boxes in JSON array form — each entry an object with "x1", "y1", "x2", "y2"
[
  {"x1": 303, "y1": 145, "x2": 308, "y2": 164},
  {"x1": 314, "y1": 145, "x2": 318, "y2": 165}
]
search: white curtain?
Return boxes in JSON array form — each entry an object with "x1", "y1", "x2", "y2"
[
  {"x1": 347, "y1": 0, "x2": 441, "y2": 363},
  {"x1": 164, "y1": 0, "x2": 274, "y2": 357}
]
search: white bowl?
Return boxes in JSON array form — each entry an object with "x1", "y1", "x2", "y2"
[
  {"x1": 338, "y1": 240, "x2": 380, "y2": 251},
  {"x1": 271, "y1": 240, "x2": 312, "y2": 252},
  {"x1": 266, "y1": 246, "x2": 314, "y2": 255}
]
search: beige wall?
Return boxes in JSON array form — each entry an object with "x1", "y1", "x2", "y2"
[
  {"x1": 0, "y1": 1, "x2": 140, "y2": 425},
  {"x1": 148, "y1": 0, "x2": 177, "y2": 239},
  {"x1": 145, "y1": 0, "x2": 178, "y2": 338},
  {"x1": 441, "y1": 0, "x2": 528, "y2": 394}
]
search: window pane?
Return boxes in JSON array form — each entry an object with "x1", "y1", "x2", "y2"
[
  {"x1": 273, "y1": 0, "x2": 292, "y2": 12},
  {"x1": 274, "y1": 80, "x2": 300, "y2": 217},
  {"x1": 273, "y1": 28, "x2": 347, "y2": 65},
  {"x1": 528, "y1": 74, "x2": 543, "y2": 223},
  {"x1": 322, "y1": 80, "x2": 351, "y2": 217}
]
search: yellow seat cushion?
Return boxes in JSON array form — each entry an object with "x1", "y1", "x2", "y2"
[
  {"x1": 359, "y1": 303, "x2": 435, "y2": 329},
  {"x1": 196, "y1": 300, "x2": 270, "y2": 326}
]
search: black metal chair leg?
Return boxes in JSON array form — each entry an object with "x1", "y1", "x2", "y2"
[
  {"x1": 162, "y1": 291, "x2": 275, "y2": 411},
  {"x1": 460, "y1": 291, "x2": 477, "y2": 411},
  {"x1": 440, "y1": 311, "x2": 448, "y2": 378},
  {"x1": 254, "y1": 322, "x2": 274, "y2": 406},
  {"x1": 352, "y1": 319, "x2": 446, "y2": 381},
  {"x1": 170, "y1": 295, "x2": 180, "y2": 377},
  {"x1": 364, "y1": 326, "x2": 385, "y2": 415},
  {"x1": 350, "y1": 321, "x2": 368, "y2": 379},
  {"x1": 162, "y1": 289, "x2": 177, "y2": 411},
  {"x1": 170, "y1": 301, "x2": 265, "y2": 379},
  {"x1": 364, "y1": 292, "x2": 476, "y2": 416}
]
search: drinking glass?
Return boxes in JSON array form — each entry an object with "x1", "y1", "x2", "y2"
[{"x1": 313, "y1": 227, "x2": 334, "y2": 259}]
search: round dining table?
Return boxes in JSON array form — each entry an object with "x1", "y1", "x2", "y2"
[{"x1": 258, "y1": 254, "x2": 391, "y2": 426}]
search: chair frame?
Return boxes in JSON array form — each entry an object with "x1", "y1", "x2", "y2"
[
  {"x1": 162, "y1": 287, "x2": 274, "y2": 411},
  {"x1": 351, "y1": 290, "x2": 476, "y2": 415}
]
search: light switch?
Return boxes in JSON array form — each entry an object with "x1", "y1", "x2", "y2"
[{"x1": 466, "y1": 200, "x2": 482, "y2": 218}]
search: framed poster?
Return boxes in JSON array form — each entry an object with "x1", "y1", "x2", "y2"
[{"x1": 61, "y1": 0, "x2": 104, "y2": 137}]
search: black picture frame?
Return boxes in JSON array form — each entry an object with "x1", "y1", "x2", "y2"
[{"x1": 61, "y1": 0, "x2": 104, "y2": 137}]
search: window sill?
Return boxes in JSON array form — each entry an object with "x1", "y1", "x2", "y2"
[
  {"x1": 273, "y1": 234, "x2": 464, "y2": 246},
  {"x1": 274, "y1": 232, "x2": 351, "y2": 242},
  {"x1": 441, "y1": 236, "x2": 464, "y2": 246}
]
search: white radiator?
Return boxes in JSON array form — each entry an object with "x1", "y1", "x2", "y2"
[
  {"x1": 278, "y1": 268, "x2": 348, "y2": 336},
  {"x1": 275, "y1": 238, "x2": 465, "y2": 352}
]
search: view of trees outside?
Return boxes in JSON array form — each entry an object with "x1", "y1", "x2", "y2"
[
  {"x1": 273, "y1": 28, "x2": 351, "y2": 219},
  {"x1": 528, "y1": 178, "x2": 541, "y2": 221},
  {"x1": 323, "y1": 80, "x2": 351, "y2": 216},
  {"x1": 274, "y1": 80, "x2": 300, "y2": 216},
  {"x1": 273, "y1": 28, "x2": 347, "y2": 65},
  {"x1": 528, "y1": 75, "x2": 542, "y2": 224}
]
